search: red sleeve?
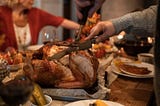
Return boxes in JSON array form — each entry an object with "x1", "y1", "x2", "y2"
[{"x1": 29, "y1": 8, "x2": 64, "y2": 27}]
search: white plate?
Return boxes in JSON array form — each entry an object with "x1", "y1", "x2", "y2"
[
  {"x1": 111, "y1": 57, "x2": 154, "y2": 78},
  {"x1": 27, "y1": 44, "x2": 44, "y2": 51},
  {"x1": 64, "y1": 100, "x2": 124, "y2": 106}
]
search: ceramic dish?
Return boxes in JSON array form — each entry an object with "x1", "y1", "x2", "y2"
[
  {"x1": 111, "y1": 57, "x2": 154, "y2": 78},
  {"x1": 30, "y1": 95, "x2": 52, "y2": 106},
  {"x1": 64, "y1": 100, "x2": 124, "y2": 106},
  {"x1": 27, "y1": 45, "x2": 44, "y2": 51}
]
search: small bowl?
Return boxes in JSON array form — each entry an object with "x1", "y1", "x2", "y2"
[
  {"x1": 31, "y1": 95, "x2": 52, "y2": 106},
  {"x1": 138, "y1": 53, "x2": 154, "y2": 64}
]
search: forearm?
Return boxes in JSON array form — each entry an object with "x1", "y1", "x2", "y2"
[
  {"x1": 110, "y1": 5, "x2": 157, "y2": 35},
  {"x1": 60, "y1": 19, "x2": 80, "y2": 30}
]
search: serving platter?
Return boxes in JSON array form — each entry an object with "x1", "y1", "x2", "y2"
[
  {"x1": 111, "y1": 57, "x2": 154, "y2": 78},
  {"x1": 64, "y1": 100, "x2": 124, "y2": 106},
  {"x1": 27, "y1": 44, "x2": 44, "y2": 51}
]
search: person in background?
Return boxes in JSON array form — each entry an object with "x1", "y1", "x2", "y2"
[
  {"x1": 0, "y1": 0, "x2": 80, "y2": 51},
  {"x1": 85, "y1": 5, "x2": 157, "y2": 42},
  {"x1": 84, "y1": 4, "x2": 159, "y2": 106},
  {"x1": 75, "y1": 1, "x2": 160, "y2": 106},
  {"x1": 75, "y1": 0, "x2": 105, "y2": 19},
  {"x1": 75, "y1": 0, "x2": 157, "y2": 41}
]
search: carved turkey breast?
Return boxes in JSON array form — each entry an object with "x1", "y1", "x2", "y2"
[{"x1": 24, "y1": 44, "x2": 99, "y2": 89}]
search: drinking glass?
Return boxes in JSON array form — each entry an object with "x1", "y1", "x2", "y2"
[
  {"x1": 41, "y1": 28, "x2": 58, "y2": 44},
  {"x1": 110, "y1": 34, "x2": 124, "y2": 54}
]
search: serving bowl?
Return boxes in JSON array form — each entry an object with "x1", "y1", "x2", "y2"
[
  {"x1": 0, "y1": 75, "x2": 34, "y2": 106},
  {"x1": 137, "y1": 53, "x2": 154, "y2": 64}
]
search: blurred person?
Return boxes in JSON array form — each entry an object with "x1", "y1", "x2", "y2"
[
  {"x1": 101, "y1": 0, "x2": 157, "y2": 20},
  {"x1": 75, "y1": 0, "x2": 157, "y2": 20},
  {"x1": 75, "y1": 0, "x2": 157, "y2": 41},
  {"x1": 0, "y1": 0, "x2": 80, "y2": 51},
  {"x1": 85, "y1": 5, "x2": 157, "y2": 42},
  {"x1": 75, "y1": 0, "x2": 105, "y2": 19},
  {"x1": 85, "y1": 4, "x2": 160, "y2": 105},
  {"x1": 75, "y1": 1, "x2": 160, "y2": 106}
]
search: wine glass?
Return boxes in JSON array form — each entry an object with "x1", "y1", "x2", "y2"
[
  {"x1": 41, "y1": 28, "x2": 58, "y2": 44},
  {"x1": 111, "y1": 34, "x2": 125, "y2": 54}
]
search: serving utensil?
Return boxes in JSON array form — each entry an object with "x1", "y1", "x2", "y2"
[
  {"x1": 47, "y1": 39, "x2": 94, "y2": 60},
  {"x1": 48, "y1": 35, "x2": 110, "y2": 60}
]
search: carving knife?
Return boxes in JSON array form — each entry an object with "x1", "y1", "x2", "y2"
[{"x1": 48, "y1": 35, "x2": 110, "y2": 60}]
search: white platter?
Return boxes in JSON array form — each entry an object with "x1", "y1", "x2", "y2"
[
  {"x1": 64, "y1": 100, "x2": 124, "y2": 106},
  {"x1": 111, "y1": 57, "x2": 154, "y2": 78},
  {"x1": 27, "y1": 44, "x2": 44, "y2": 51}
]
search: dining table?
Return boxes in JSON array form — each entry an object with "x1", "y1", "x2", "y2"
[
  {"x1": 45, "y1": 76, "x2": 153, "y2": 106},
  {"x1": 42, "y1": 54, "x2": 154, "y2": 106},
  {"x1": 1, "y1": 72, "x2": 153, "y2": 106},
  {"x1": 0, "y1": 52, "x2": 154, "y2": 106}
]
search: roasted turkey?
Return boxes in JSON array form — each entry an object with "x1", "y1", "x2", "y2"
[{"x1": 24, "y1": 44, "x2": 99, "y2": 89}]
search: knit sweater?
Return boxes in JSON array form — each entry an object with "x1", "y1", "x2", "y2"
[
  {"x1": 111, "y1": 5, "x2": 160, "y2": 105},
  {"x1": 110, "y1": 5, "x2": 157, "y2": 35}
]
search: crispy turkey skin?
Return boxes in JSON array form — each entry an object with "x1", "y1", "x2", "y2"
[{"x1": 24, "y1": 44, "x2": 99, "y2": 89}]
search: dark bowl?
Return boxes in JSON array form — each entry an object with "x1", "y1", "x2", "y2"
[
  {"x1": 114, "y1": 40, "x2": 153, "y2": 56},
  {"x1": 0, "y1": 75, "x2": 33, "y2": 106}
]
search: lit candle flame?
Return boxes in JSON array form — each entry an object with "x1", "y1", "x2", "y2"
[{"x1": 147, "y1": 37, "x2": 153, "y2": 43}]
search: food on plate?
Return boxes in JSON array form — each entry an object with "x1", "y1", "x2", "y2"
[
  {"x1": 0, "y1": 41, "x2": 99, "y2": 89},
  {"x1": 113, "y1": 58, "x2": 151, "y2": 75},
  {"x1": 24, "y1": 44, "x2": 99, "y2": 89},
  {"x1": 91, "y1": 41, "x2": 113, "y2": 58},
  {"x1": 119, "y1": 64, "x2": 151, "y2": 75},
  {"x1": 90, "y1": 100, "x2": 108, "y2": 106},
  {"x1": 0, "y1": 47, "x2": 24, "y2": 65}
]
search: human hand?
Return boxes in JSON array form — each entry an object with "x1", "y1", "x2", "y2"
[
  {"x1": 75, "y1": 0, "x2": 105, "y2": 19},
  {"x1": 85, "y1": 21, "x2": 115, "y2": 42}
]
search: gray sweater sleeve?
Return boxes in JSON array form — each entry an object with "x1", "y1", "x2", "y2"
[{"x1": 110, "y1": 5, "x2": 157, "y2": 35}]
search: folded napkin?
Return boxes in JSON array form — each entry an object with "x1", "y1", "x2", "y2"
[
  {"x1": 106, "y1": 66, "x2": 118, "y2": 86},
  {"x1": 98, "y1": 53, "x2": 118, "y2": 87}
]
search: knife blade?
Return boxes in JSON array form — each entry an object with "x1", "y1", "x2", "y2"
[
  {"x1": 47, "y1": 47, "x2": 78, "y2": 60},
  {"x1": 48, "y1": 34, "x2": 110, "y2": 60},
  {"x1": 47, "y1": 40, "x2": 93, "y2": 60}
]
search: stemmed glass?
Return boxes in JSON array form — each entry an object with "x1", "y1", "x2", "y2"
[{"x1": 41, "y1": 28, "x2": 58, "y2": 44}]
